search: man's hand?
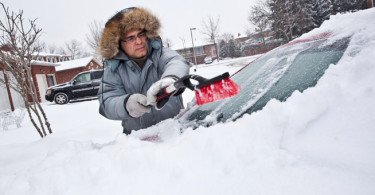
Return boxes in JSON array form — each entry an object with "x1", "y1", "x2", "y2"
[
  {"x1": 125, "y1": 94, "x2": 151, "y2": 118},
  {"x1": 146, "y1": 77, "x2": 176, "y2": 106}
]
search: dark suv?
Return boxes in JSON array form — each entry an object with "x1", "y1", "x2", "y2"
[{"x1": 45, "y1": 70, "x2": 103, "y2": 104}]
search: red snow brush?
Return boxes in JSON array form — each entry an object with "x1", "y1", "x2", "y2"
[{"x1": 155, "y1": 72, "x2": 240, "y2": 109}]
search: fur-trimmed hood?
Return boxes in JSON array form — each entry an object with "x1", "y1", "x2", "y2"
[{"x1": 98, "y1": 7, "x2": 161, "y2": 59}]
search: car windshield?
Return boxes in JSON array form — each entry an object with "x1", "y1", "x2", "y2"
[{"x1": 181, "y1": 36, "x2": 350, "y2": 128}]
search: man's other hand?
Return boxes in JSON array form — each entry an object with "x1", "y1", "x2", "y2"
[{"x1": 125, "y1": 94, "x2": 151, "y2": 118}]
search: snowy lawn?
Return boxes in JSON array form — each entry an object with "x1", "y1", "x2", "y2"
[{"x1": 1, "y1": 9, "x2": 375, "y2": 195}]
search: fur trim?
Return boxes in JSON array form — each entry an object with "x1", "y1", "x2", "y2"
[{"x1": 98, "y1": 8, "x2": 160, "y2": 59}]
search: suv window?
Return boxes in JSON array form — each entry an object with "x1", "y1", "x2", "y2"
[
  {"x1": 92, "y1": 70, "x2": 103, "y2": 80},
  {"x1": 75, "y1": 72, "x2": 91, "y2": 83}
]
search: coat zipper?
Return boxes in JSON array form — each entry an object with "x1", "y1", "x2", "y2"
[{"x1": 140, "y1": 60, "x2": 152, "y2": 92}]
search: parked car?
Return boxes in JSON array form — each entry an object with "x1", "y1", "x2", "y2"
[
  {"x1": 204, "y1": 56, "x2": 213, "y2": 64},
  {"x1": 45, "y1": 69, "x2": 103, "y2": 104},
  {"x1": 179, "y1": 32, "x2": 350, "y2": 129}
]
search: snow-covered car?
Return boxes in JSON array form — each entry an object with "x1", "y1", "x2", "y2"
[
  {"x1": 204, "y1": 56, "x2": 213, "y2": 64},
  {"x1": 179, "y1": 32, "x2": 350, "y2": 129},
  {"x1": 45, "y1": 70, "x2": 103, "y2": 104}
]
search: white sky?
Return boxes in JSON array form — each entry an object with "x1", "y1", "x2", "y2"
[{"x1": 2, "y1": 0, "x2": 255, "y2": 49}]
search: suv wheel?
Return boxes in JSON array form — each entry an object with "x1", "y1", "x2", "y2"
[{"x1": 54, "y1": 92, "x2": 69, "y2": 104}]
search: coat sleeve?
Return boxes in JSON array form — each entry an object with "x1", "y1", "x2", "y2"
[
  {"x1": 98, "y1": 67, "x2": 131, "y2": 120},
  {"x1": 158, "y1": 48, "x2": 190, "y2": 79}
]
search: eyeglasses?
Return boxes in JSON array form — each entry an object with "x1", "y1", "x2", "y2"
[{"x1": 121, "y1": 30, "x2": 147, "y2": 44}]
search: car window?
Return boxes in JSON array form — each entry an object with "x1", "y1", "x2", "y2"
[
  {"x1": 182, "y1": 37, "x2": 350, "y2": 128},
  {"x1": 75, "y1": 72, "x2": 91, "y2": 83},
  {"x1": 92, "y1": 70, "x2": 103, "y2": 80}
]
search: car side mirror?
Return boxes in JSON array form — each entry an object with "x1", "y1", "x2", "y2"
[{"x1": 72, "y1": 80, "x2": 77, "y2": 85}]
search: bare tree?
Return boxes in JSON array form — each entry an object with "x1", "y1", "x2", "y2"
[
  {"x1": 0, "y1": 3, "x2": 52, "y2": 138},
  {"x1": 85, "y1": 20, "x2": 103, "y2": 57},
  {"x1": 179, "y1": 37, "x2": 187, "y2": 56},
  {"x1": 201, "y1": 16, "x2": 221, "y2": 62},
  {"x1": 163, "y1": 38, "x2": 173, "y2": 49},
  {"x1": 180, "y1": 37, "x2": 187, "y2": 50},
  {"x1": 245, "y1": 28, "x2": 253, "y2": 37},
  {"x1": 57, "y1": 46, "x2": 67, "y2": 55},
  {"x1": 39, "y1": 43, "x2": 57, "y2": 54},
  {"x1": 248, "y1": 1, "x2": 270, "y2": 45},
  {"x1": 47, "y1": 44, "x2": 57, "y2": 54},
  {"x1": 221, "y1": 33, "x2": 234, "y2": 43},
  {"x1": 64, "y1": 39, "x2": 83, "y2": 59}
]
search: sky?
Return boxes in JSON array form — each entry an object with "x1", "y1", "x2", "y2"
[
  {"x1": 1, "y1": 0, "x2": 255, "y2": 50},
  {"x1": 0, "y1": 9, "x2": 374, "y2": 194}
]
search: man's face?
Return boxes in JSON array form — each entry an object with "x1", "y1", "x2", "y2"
[{"x1": 120, "y1": 29, "x2": 148, "y2": 59}]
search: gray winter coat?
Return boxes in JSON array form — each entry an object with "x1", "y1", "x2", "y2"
[{"x1": 98, "y1": 42, "x2": 190, "y2": 134}]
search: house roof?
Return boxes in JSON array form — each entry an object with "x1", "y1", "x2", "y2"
[
  {"x1": 171, "y1": 39, "x2": 215, "y2": 51},
  {"x1": 56, "y1": 56, "x2": 101, "y2": 71},
  {"x1": 32, "y1": 52, "x2": 70, "y2": 57},
  {"x1": 235, "y1": 33, "x2": 249, "y2": 39},
  {"x1": 31, "y1": 60, "x2": 60, "y2": 66}
]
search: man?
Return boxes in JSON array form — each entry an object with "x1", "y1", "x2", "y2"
[{"x1": 98, "y1": 7, "x2": 190, "y2": 134}]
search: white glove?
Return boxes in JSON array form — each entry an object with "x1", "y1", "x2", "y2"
[
  {"x1": 125, "y1": 94, "x2": 151, "y2": 118},
  {"x1": 146, "y1": 77, "x2": 176, "y2": 106}
]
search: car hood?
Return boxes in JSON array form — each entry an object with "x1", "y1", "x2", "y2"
[{"x1": 49, "y1": 82, "x2": 70, "y2": 90}]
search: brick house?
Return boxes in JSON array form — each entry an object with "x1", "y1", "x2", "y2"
[
  {"x1": 1, "y1": 49, "x2": 103, "y2": 111},
  {"x1": 27, "y1": 53, "x2": 77, "y2": 103},
  {"x1": 34, "y1": 55, "x2": 103, "y2": 102},
  {"x1": 368, "y1": 0, "x2": 374, "y2": 7},
  {"x1": 234, "y1": 33, "x2": 250, "y2": 45},
  {"x1": 30, "y1": 60, "x2": 60, "y2": 103},
  {"x1": 172, "y1": 41, "x2": 217, "y2": 65},
  {"x1": 0, "y1": 50, "x2": 64, "y2": 110},
  {"x1": 55, "y1": 56, "x2": 103, "y2": 84}
]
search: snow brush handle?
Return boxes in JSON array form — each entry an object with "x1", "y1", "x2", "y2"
[
  {"x1": 154, "y1": 72, "x2": 231, "y2": 109},
  {"x1": 155, "y1": 84, "x2": 177, "y2": 110},
  {"x1": 154, "y1": 74, "x2": 195, "y2": 109}
]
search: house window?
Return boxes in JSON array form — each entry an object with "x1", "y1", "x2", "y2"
[
  {"x1": 52, "y1": 58, "x2": 56, "y2": 63},
  {"x1": 211, "y1": 46, "x2": 216, "y2": 56},
  {"x1": 47, "y1": 57, "x2": 51, "y2": 62},
  {"x1": 88, "y1": 62, "x2": 94, "y2": 70},
  {"x1": 38, "y1": 57, "x2": 43, "y2": 61},
  {"x1": 47, "y1": 75, "x2": 56, "y2": 87},
  {"x1": 194, "y1": 47, "x2": 204, "y2": 56},
  {"x1": 178, "y1": 49, "x2": 192, "y2": 57}
]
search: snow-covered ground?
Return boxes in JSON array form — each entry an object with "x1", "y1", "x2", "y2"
[{"x1": 1, "y1": 9, "x2": 375, "y2": 195}]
